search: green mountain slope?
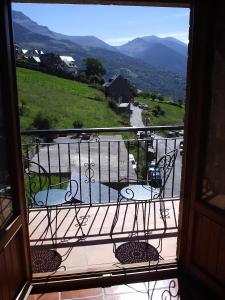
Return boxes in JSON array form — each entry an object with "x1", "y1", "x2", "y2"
[
  {"x1": 17, "y1": 67, "x2": 129, "y2": 129},
  {"x1": 13, "y1": 11, "x2": 186, "y2": 100},
  {"x1": 117, "y1": 36, "x2": 187, "y2": 75}
]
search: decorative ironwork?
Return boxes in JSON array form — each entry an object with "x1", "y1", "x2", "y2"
[
  {"x1": 23, "y1": 130, "x2": 181, "y2": 267},
  {"x1": 160, "y1": 208, "x2": 170, "y2": 219},
  {"x1": 84, "y1": 162, "x2": 95, "y2": 183},
  {"x1": 75, "y1": 215, "x2": 91, "y2": 227},
  {"x1": 23, "y1": 158, "x2": 50, "y2": 208},
  {"x1": 161, "y1": 279, "x2": 180, "y2": 300}
]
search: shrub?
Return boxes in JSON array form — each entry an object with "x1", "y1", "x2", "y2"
[
  {"x1": 75, "y1": 72, "x2": 89, "y2": 83},
  {"x1": 19, "y1": 99, "x2": 27, "y2": 116},
  {"x1": 152, "y1": 109, "x2": 159, "y2": 117},
  {"x1": 88, "y1": 83, "x2": 105, "y2": 92},
  {"x1": 158, "y1": 95, "x2": 165, "y2": 101},
  {"x1": 151, "y1": 105, "x2": 165, "y2": 117},
  {"x1": 32, "y1": 112, "x2": 57, "y2": 130},
  {"x1": 108, "y1": 99, "x2": 117, "y2": 109},
  {"x1": 89, "y1": 75, "x2": 104, "y2": 85},
  {"x1": 138, "y1": 92, "x2": 150, "y2": 99},
  {"x1": 73, "y1": 119, "x2": 83, "y2": 128},
  {"x1": 150, "y1": 93, "x2": 158, "y2": 101}
]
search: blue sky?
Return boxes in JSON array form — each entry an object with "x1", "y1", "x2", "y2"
[{"x1": 12, "y1": 4, "x2": 190, "y2": 46}]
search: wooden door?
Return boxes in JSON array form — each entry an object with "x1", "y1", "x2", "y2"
[
  {"x1": 179, "y1": 0, "x2": 225, "y2": 298},
  {"x1": 0, "y1": 1, "x2": 32, "y2": 299}
]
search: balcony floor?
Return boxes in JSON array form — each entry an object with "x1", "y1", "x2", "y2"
[{"x1": 29, "y1": 199, "x2": 179, "y2": 274}]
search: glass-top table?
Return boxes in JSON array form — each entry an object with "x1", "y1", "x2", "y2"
[
  {"x1": 120, "y1": 185, "x2": 160, "y2": 201},
  {"x1": 34, "y1": 189, "x2": 73, "y2": 207}
]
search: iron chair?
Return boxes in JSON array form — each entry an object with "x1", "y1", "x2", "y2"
[
  {"x1": 23, "y1": 158, "x2": 84, "y2": 249},
  {"x1": 110, "y1": 149, "x2": 178, "y2": 263}
]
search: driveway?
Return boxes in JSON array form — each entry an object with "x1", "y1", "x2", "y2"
[
  {"x1": 130, "y1": 104, "x2": 182, "y2": 198},
  {"x1": 130, "y1": 104, "x2": 144, "y2": 127}
]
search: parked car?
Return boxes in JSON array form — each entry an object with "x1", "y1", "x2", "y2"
[
  {"x1": 139, "y1": 131, "x2": 152, "y2": 140},
  {"x1": 80, "y1": 133, "x2": 91, "y2": 141},
  {"x1": 147, "y1": 161, "x2": 162, "y2": 187},
  {"x1": 129, "y1": 154, "x2": 137, "y2": 170},
  {"x1": 178, "y1": 130, "x2": 184, "y2": 137},
  {"x1": 138, "y1": 103, "x2": 145, "y2": 109},
  {"x1": 167, "y1": 131, "x2": 179, "y2": 138}
]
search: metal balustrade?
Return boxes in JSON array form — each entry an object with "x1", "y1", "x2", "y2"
[{"x1": 22, "y1": 126, "x2": 183, "y2": 248}]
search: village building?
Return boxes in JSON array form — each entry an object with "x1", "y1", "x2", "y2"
[
  {"x1": 28, "y1": 56, "x2": 41, "y2": 64},
  {"x1": 26, "y1": 49, "x2": 44, "y2": 57},
  {"x1": 40, "y1": 53, "x2": 78, "y2": 76},
  {"x1": 104, "y1": 74, "x2": 134, "y2": 105}
]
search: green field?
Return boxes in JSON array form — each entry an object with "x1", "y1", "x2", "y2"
[
  {"x1": 17, "y1": 67, "x2": 129, "y2": 130},
  {"x1": 135, "y1": 96, "x2": 185, "y2": 126},
  {"x1": 17, "y1": 67, "x2": 184, "y2": 132}
]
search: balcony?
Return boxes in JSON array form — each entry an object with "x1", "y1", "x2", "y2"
[{"x1": 22, "y1": 126, "x2": 183, "y2": 274}]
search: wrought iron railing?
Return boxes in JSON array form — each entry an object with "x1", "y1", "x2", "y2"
[{"x1": 22, "y1": 126, "x2": 183, "y2": 208}]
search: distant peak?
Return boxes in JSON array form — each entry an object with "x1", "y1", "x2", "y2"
[{"x1": 12, "y1": 10, "x2": 31, "y2": 20}]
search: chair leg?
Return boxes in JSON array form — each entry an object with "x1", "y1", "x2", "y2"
[
  {"x1": 110, "y1": 197, "x2": 122, "y2": 253},
  {"x1": 46, "y1": 207, "x2": 56, "y2": 250}
]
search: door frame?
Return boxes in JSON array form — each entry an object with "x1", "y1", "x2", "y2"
[
  {"x1": 5, "y1": 0, "x2": 221, "y2": 291},
  {"x1": 0, "y1": 0, "x2": 32, "y2": 298}
]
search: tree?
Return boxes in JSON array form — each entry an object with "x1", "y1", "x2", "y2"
[
  {"x1": 158, "y1": 95, "x2": 165, "y2": 101},
  {"x1": 89, "y1": 75, "x2": 105, "y2": 85},
  {"x1": 84, "y1": 58, "x2": 106, "y2": 77},
  {"x1": 150, "y1": 93, "x2": 158, "y2": 101}
]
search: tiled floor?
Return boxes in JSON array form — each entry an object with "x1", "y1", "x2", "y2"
[
  {"x1": 28, "y1": 279, "x2": 179, "y2": 299},
  {"x1": 28, "y1": 276, "x2": 222, "y2": 300},
  {"x1": 29, "y1": 200, "x2": 179, "y2": 274}
]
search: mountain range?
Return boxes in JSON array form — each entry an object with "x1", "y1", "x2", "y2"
[{"x1": 12, "y1": 10, "x2": 187, "y2": 100}]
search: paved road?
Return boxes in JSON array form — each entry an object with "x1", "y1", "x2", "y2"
[
  {"x1": 130, "y1": 104, "x2": 144, "y2": 127},
  {"x1": 130, "y1": 104, "x2": 182, "y2": 198}
]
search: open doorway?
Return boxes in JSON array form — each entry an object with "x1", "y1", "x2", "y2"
[{"x1": 12, "y1": 1, "x2": 190, "y2": 277}]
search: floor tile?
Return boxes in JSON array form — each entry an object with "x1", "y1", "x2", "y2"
[
  {"x1": 28, "y1": 293, "x2": 60, "y2": 300},
  {"x1": 61, "y1": 287, "x2": 103, "y2": 299}
]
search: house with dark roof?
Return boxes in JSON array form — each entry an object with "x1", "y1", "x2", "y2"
[
  {"x1": 40, "y1": 53, "x2": 78, "y2": 77},
  {"x1": 104, "y1": 74, "x2": 134, "y2": 105}
]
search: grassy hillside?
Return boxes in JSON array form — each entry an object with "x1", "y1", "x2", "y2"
[
  {"x1": 135, "y1": 96, "x2": 185, "y2": 126},
  {"x1": 17, "y1": 67, "x2": 128, "y2": 130}
]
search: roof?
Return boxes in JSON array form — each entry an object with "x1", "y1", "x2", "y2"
[
  {"x1": 32, "y1": 56, "x2": 41, "y2": 63},
  {"x1": 22, "y1": 49, "x2": 28, "y2": 54},
  {"x1": 104, "y1": 74, "x2": 129, "y2": 88},
  {"x1": 118, "y1": 103, "x2": 130, "y2": 108},
  {"x1": 14, "y1": 44, "x2": 21, "y2": 49},
  {"x1": 59, "y1": 56, "x2": 75, "y2": 62}
]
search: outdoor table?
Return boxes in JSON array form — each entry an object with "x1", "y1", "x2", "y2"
[
  {"x1": 111, "y1": 184, "x2": 161, "y2": 249},
  {"x1": 120, "y1": 185, "x2": 160, "y2": 201},
  {"x1": 34, "y1": 189, "x2": 83, "y2": 249},
  {"x1": 34, "y1": 189, "x2": 72, "y2": 206}
]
